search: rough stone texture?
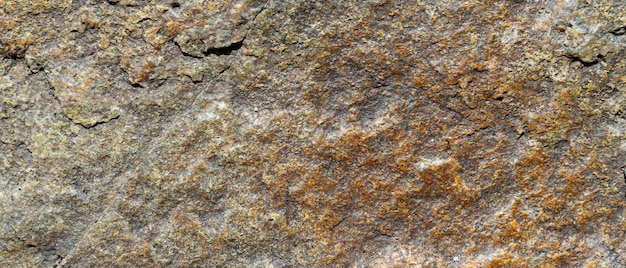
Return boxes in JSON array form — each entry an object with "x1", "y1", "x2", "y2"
[{"x1": 1, "y1": 0, "x2": 625, "y2": 267}]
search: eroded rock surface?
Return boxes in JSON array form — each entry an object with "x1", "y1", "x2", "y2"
[{"x1": 1, "y1": 0, "x2": 625, "y2": 267}]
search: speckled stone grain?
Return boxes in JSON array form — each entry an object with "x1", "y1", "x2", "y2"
[{"x1": 1, "y1": 0, "x2": 625, "y2": 267}]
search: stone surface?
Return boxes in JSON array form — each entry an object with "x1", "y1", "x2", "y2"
[{"x1": 1, "y1": 0, "x2": 625, "y2": 267}]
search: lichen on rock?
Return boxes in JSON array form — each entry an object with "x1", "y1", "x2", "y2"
[{"x1": 1, "y1": 0, "x2": 625, "y2": 267}]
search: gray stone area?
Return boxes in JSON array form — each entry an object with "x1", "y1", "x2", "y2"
[{"x1": 1, "y1": 0, "x2": 625, "y2": 267}]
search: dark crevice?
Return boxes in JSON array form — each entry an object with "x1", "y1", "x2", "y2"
[
  {"x1": 204, "y1": 39, "x2": 244, "y2": 56},
  {"x1": 218, "y1": 65, "x2": 232, "y2": 76},
  {"x1": 565, "y1": 53, "x2": 603, "y2": 67},
  {"x1": 248, "y1": 2, "x2": 268, "y2": 29},
  {"x1": 130, "y1": 82, "x2": 144, "y2": 88},
  {"x1": 331, "y1": 218, "x2": 345, "y2": 231},
  {"x1": 621, "y1": 164, "x2": 626, "y2": 197},
  {"x1": 174, "y1": 38, "x2": 245, "y2": 59},
  {"x1": 174, "y1": 41, "x2": 204, "y2": 59},
  {"x1": 79, "y1": 114, "x2": 120, "y2": 129},
  {"x1": 180, "y1": 50, "x2": 203, "y2": 59},
  {"x1": 25, "y1": 146, "x2": 34, "y2": 156},
  {"x1": 374, "y1": 230, "x2": 394, "y2": 239},
  {"x1": 609, "y1": 26, "x2": 626, "y2": 36},
  {"x1": 53, "y1": 255, "x2": 65, "y2": 268},
  {"x1": 28, "y1": 64, "x2": 44, "y2": 74},
  {"x1": 3, "y1": 49, "x2": 27, "y2": 60},
  {"x1": 136, "y1": 17, "x2": 152, "y2": 24}
]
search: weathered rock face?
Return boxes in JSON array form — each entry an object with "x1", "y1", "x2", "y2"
[{"x1": 1, "y1": 0, "x2": 625, "y2": 267}]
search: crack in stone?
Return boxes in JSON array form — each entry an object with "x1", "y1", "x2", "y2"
[
  {"x1": 204, "y1": 39, "x2": 244, "y2": 56},
  {"x1": 42, "y1": 69, "x2": 122, "y2": 129},
  {"x1": 77, "y1": 114, "x2": 120, "y2": 129}
]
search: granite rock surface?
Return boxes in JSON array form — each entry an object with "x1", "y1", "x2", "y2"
[{"x1": 1, "y1": 0, "x2": 625, "y2": 267}]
